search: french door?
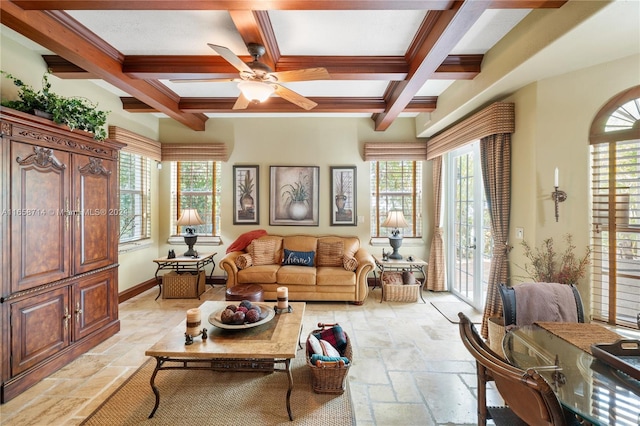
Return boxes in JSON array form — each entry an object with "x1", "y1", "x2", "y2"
[{"x1": 446, "y1": 142, "x2": 492, "y2": 310}]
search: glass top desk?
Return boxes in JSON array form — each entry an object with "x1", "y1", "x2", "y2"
[{"x1": 503, "y1": 324, "x2": 640, "y2": 425}]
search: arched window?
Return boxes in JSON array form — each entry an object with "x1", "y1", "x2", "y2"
[{"x1": 590, "y1": 86, "x2": 640, "y2": 327}]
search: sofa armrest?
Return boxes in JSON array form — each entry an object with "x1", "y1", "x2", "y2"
[
  {"x1": 353, "y1": 248, "x2": 375, "y2": 302},
  {"x1": 220, "y1": 251, "x2": 243, "y2": 287}
]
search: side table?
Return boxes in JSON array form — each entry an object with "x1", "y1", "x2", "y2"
[
  {"x1": 153, "y1": 252, "x2": 217, "y2": 300},
  {"x1": 373, "y1": 255, "x2": 428, "y2": 303}
]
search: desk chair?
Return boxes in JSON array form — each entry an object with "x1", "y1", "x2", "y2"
[
  {"x1": 458, "y1": 312, "x2": 568, "y2": 426},
  {"x1": 498, "y1": 283, "x2": 584, "y2": 327}
]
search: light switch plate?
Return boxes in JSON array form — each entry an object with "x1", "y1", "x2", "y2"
[{"x1": 516, "y1": 227, "x2": 524, "y2": 240}]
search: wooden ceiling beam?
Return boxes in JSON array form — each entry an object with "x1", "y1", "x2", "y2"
[
  {"x1": 229, "y1": 10, "x2": 279, "y2": 68},
  {"x1": 374, "y1": 1, "x2": 490, "y2": 131},
  {"x1": 120, "y1": 96, "x2": 437, "y2": 113},
  {"x1": 11, "y1": 1, "x2": 458, "y2": 11},
  {"x1": 44, "y1": 54, "x2": 481, "y2": 81},
  {"x1": 1, "y1": 4, "x2": 207, "y2": 131},
  {"x1": 11, "y1": 0, "x2": 567, "y2": 10}
]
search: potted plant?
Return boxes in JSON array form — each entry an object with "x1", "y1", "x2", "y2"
[
  {"x1": 1, "y1": 70, "x2": 108, "y2": 140},
  {"x1": 517, "y1": 233, "x2": 592, "y2": 285},
  {"x1": 281, "y1": 173, "x2": 310, "y2": 220}
]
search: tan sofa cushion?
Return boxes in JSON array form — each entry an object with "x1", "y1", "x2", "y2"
[
  {"x1": 317, "y1": 240, "x2": 344, "y2": 267},
  {"x1": 277, "y1": 265, "x2": 317, "y2": 285},
  {"x1": 317, "y1": 236, "x2": 359, "y2": 258},
  {"x1": 282, "y1": 235, "x2": 318, "y2": 254},
  {"x1": 238, "y1": 264, "x2": 279, "y2": 284},
  {"x1": 316, "y1": 267, "x2": 356, "y2": 286},
  {"x1": 249, "y1": 239, "x2": 276, "y2": 265}
]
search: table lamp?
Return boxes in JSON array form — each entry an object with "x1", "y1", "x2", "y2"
[
  {"x1": 177, "y1": 208, "x2": 204, "y2": 256},
  {"x1": 381, "y1": 209, "x2": 408, "y2": 260}
]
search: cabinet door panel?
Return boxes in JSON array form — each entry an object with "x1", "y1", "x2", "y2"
[
  {"x1": 73, "y1": 155, "x2": 117, "y2": 274},
  {"x1": 10, "y1": 142, "x2": 70, "y2": 292},
  {"x1": 10, "y1": 287, "x2": 70, "y2": 376},
  {"x1": 73, "y1": 269, "x2": 115, "y2": 340}
]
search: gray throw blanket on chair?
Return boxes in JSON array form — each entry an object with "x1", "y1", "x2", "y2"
[{"x1": 514, "y1": 282, "x2": 578, "y2": 326}]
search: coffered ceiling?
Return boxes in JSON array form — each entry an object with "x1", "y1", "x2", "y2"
[{"x1": 0, "y1": 1, "x2": 572, "y2": 131}]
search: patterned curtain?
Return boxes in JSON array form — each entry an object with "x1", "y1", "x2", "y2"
[
  {"x1": 479, "y1": 133, "x2": 511, "y2": 338},
  {"x1": 426, "y1": 156, "x2": 445, "y2": 291}
]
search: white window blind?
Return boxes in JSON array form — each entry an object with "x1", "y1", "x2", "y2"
[
  {"x1": 118, "y1": 152, "x2": 150, "y2": 243},
  {"x1": 370, "y1": 160, "x2": 422, "y2": 238},
  {"x1": 591, "y1": 138, "x2": 640, "y2": 327},
  {"x1": 171, "y1": 161, "x2": 221, "y2": 236}
]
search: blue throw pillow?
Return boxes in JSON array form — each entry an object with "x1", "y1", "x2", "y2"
[{"x1": 282, "y1": 249, "x2": 315, "y2": 267}]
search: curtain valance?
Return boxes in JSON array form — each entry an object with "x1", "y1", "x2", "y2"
[
  {"x1": 161, "y1": 143, "x2": 228, "y2": 162},
  {"x1": 363, "y1": 142, "x2": 428, "y2": 161},
  {"x1": 427, "y1": 102, "x2": 514, "y2": 160},
  {"x1": 108, "y1": 126, "x2": 161, "y2": 161}
]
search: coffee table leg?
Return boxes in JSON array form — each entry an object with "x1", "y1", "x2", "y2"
[
  {"x1": 148, "y1": 357, "x2": 164, "y2": 418},
  {"x1": 285, "y1": 358, "x2": 293, "y2": 421}
]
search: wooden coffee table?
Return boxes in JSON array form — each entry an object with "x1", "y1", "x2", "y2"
[{"x1": 145, "y1": 301, "x2": 305, "y2": 420}]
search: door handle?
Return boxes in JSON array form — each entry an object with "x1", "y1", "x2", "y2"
[{"x1": 468, "y1": 244, "x2": 476, "y2": 249}]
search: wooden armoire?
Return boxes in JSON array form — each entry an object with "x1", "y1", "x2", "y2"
[{"x1": 0, "y1": 107, "x2": 124, "y2": 403}]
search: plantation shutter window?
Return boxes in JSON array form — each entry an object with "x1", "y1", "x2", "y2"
[
  {"x1": 118, "y1": 152, "x2": 151, "y2": 243},
  {"x1": 170, "y1": 161, "x2": 222, "y2": 237},
  {"x1": 590, "y1": 87, "x2": 640, "y2": 328}
]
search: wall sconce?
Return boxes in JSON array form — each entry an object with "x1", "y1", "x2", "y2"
[{"x1": 551, "y1": 167, "x2": 567, "y2": 222}]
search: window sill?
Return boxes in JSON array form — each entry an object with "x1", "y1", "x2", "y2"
[
  {"x1": 118, "y1": 240, "x2": 153, "y2": 254},
  {"x1": 168, "y1": 235, "x2": 223, "y2": 246}
]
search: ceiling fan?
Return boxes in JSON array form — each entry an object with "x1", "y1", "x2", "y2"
[{"x1": 174, "y1": 43, "x2": 331, "y2": 111}]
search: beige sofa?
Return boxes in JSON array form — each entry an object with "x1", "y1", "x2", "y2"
[{"x1": 220, "y1": 234, "x2": 375, "y2": 304}]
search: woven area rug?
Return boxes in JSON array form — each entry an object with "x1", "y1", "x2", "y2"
[
  {"x1": 81, "y1": 348, "x2": 354, "y2": 426},
  {"x1": 431, "y1": 301, "x2": 483, "y2": 324}
]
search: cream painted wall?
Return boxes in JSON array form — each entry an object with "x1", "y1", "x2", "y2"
[
  {"x1": 1, "y1": 32, "x2": 163, "y2": 292},
  {"x1": 506, "y1": 53, "x2": 640, "y2": 311},
  {"x1": 158, "y1": 116, "x2": 433, "y2": 275}
]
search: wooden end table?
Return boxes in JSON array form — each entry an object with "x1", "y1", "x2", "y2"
[
  {"x1": 373, "y1": 255, "x2": 428, "y2": 303},
  {"x1": 152, "y1": 252, "x2": 216, "y2": 300}
]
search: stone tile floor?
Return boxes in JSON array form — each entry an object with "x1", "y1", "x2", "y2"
[{"x1": 0, "y1": 285, "x2": 501, "y2": 425}]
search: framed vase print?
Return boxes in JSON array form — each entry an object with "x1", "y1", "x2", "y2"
[
  {"x1": 330, "y1": 166, "x2": 357, "y2": 226},
  {"x1": 270, "y1": 166, "x2": 319, "y2": 226},
  {"x1": 233, "y1": 165, "x2": 259, "y2": 224}
]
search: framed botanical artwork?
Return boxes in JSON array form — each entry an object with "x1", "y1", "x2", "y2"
[
  {"x1": 330, "y1": 166, "x2": 357, "y2": 226},
  {"x1": 233, "y1": 165, "x2": 259, "y2": 225},
  {"x1": 270, "y1": 166, "x2": 319, "y2": 226}
]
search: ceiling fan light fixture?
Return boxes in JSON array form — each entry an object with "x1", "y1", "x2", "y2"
[{"x1": 237, "y1": 81, "x2": 275, "y2": 103}]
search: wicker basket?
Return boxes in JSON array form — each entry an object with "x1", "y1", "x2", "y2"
[
  {"x1": 383, "y1": 283, "x2": 420, "y2": 302},
  {"x1": 306, "y1": 324, "x2": 352, "y2": 394},
  {"x1": 163, "y1": 271, "x2": 206, "y2": 299},
  {"x1": 487, "y1": 316, "x2": 506, "y2": 357}
]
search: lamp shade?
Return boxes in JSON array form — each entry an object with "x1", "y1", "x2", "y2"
[
  {"x1": 177, "y1": 208, "x2": 204, "y2": 227},
  {"x1": 381, "y1": 210, "x2": 409, "y2": 230},
  {"x1": 238, "y1": 81, "x2": 275, "y2": 103}
]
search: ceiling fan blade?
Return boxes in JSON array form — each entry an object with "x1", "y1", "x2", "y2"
[
  {"x1": 274, "y1": 85, "x2": 317, "y2": 111},
  {"x1": 207, "y1": 43, "x2": 253, "y2": 74},
  {"x1": 169, "y1": 78, "x2": 238, "y2": 83},
  {"x1": 233, "y1": 94, "x2": 251, "y2": 110},
  {"x1": 271, "y1": 68, "x2": 331, "y2": 83}
]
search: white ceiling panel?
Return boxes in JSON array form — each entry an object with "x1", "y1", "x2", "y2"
[
  {"x1": 66, "y1": 10, "x2": 245, "y2": 55},
  {"x1": 269, "y1": 10, "x2": 427, "y2": 56}
]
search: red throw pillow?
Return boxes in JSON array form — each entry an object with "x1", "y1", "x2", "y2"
[{"x1": 226, "y1": 229, "x2": 268, "y2": 253}]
